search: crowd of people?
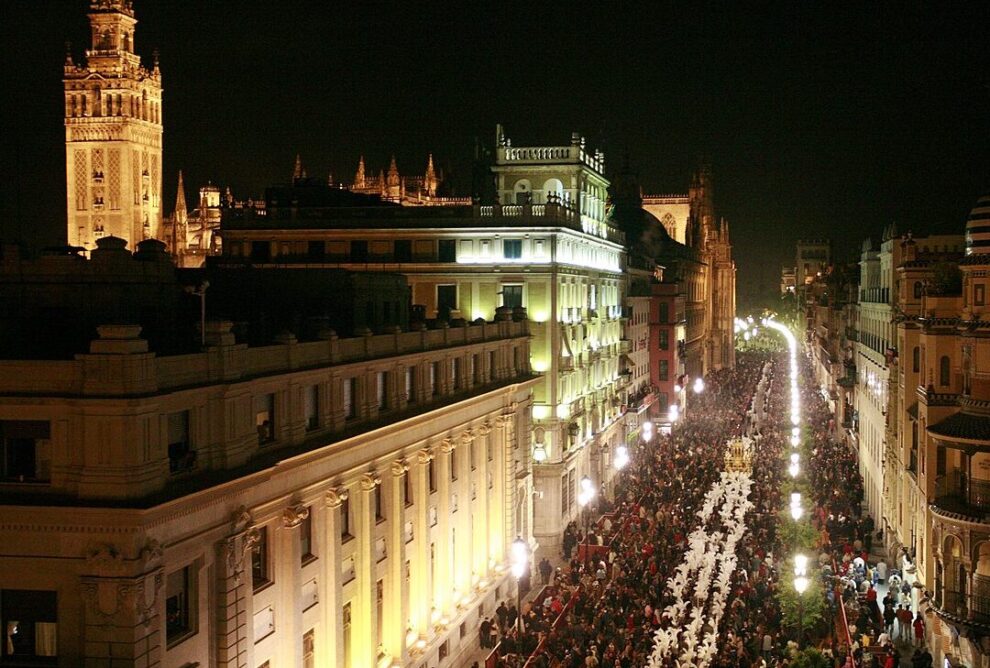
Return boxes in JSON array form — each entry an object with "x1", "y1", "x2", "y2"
[{"x1": 484, "y1": 352, "x2": 797, "y2": 667}]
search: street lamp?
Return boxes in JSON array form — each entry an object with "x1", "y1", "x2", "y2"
[
  {"x1": 668, "y1": 404, "x2": 679, "y2": 423},
  {"x1": 185, "y1": 280, "x2": 210, "y2": 347},
  {"x1": 614, "y1": 445, "x2": 629, "y2": 471},
  {"x1": 578, "y1": 476, "x2": 596, "y2": 566},
  {"x1": 693, "y1": 377, "x2": 705, "y2": 394},
  {"x1": 794, "y1": 575, "x2": 809, "y2": 644},
  {"x1": 510, "y1": 537, "x2": 528, "y2": 638},
  {"x1": 790, "y1": 492, "x2": 803, "y2": 521}
]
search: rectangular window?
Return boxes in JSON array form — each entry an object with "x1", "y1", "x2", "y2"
[
  {"x1": 502, "y1": 284, "x2": 523, "y2": 308},
  {"x1": 255, "y1": 394, "x2": 275, "y2": 445},
  {"x1": 452, "y1": 358, "x2": 460, "y2": 390},
  {"x1": 340, "y1": 497, "x2": 351, "y2": 539},
  {"x1": 376, "y1": 372, "x2": 388, "y2": 410},
  {"x1": 375, "y1": 484, "x2": 384, "y2": 522},
  {"x1": 561, "y1": 475, "x2": 569, "y2": 518},
  {"x1": 589, "y1": 284, "x2": 597, "y2": 311},
  {"x1": 304, "y1": 385, "x2": 319, "y2": 431},
  {"x1": 403, "y1": 471, "x2": 412, "y2": 506},
  {"x1": 350, "y1": 240, "x2": 368, "y2": 262},
  {"x1": 438, "y1": 239, "x2": 456, "y2": 262},
  {"x1": 503, "y1": 239, "x2": 522, "y2": 259},
  {"x1": 450, "y1": 448, "x2": 457, "y2": 481},
  {"x1": 659, "y1": 302, "x2": 669, "y2": 324},
  {"x1": 437, "y1": 284, "x2": 457, "y2": 318},
  {"x1": 301, "y1": 511, "x2": 314, "y2": 563},
  {"x1": 659, "y1": 359, "x2": 669, "y2": 381},
  {"x1": 659, "y1": 330, "x2": 669, "y2": 351},
  {"x1": 303, "y1": 629, "x2": 315, "y2": 668},
  {"x1": 167, "y1": 411, "x2": 193, "y2": 474},
  {"x1": 405, "y1": 367, "x2": 415, "y2": 403},
  {"x1": 1, "y1": 589, "x2": 58, "y2": 662},
  {"x1": 1, "y1": 420, "x2": 52, "y2": 483},
  {"x1": 977, "y1": 284, "x2": 986, "y2": 307},
  {"x1": 343, "y1": 378, "x2": 356, "y2": 419},
  {"x1": 393, "y1": 239, "x2": 412, "y2": 262},
  {"x1": 429, "y1": 459, "x2": 437, "y2": 493},
  {"x1": 307, "y1": 240, "x2": 325, "y2": 261},
  {"x1": 431, "y1": 362, "x2": 440, "y2": 397},
  {"x1": 166, "y1": 567, "x2": 193, "y2": 645},
  {"x1": 252, "y1": 527, "x2": 271, "y2": 591}
]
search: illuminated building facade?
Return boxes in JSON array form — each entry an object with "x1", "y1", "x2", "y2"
[
  {"x1": 0, "y1": 247, "x2": 536, "y2": 666},
  {"x1": 64, "y1": 0, "x2": 162, "y2": 251},
  {"x1": 219, "y1": 129, "x2": 630, "y2": 550}
]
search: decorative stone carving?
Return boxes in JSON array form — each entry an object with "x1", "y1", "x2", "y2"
[
  {"x1": 391, "y1": 459, "x2": 410, "y2": 476},
  {"x1": 460, "y1": 429, "x2": 475, "y2": 445},
  {"x1": 139, "y1": 538, "x2": 163, "y2": 567},
  {"x1": 232, "y1": 505, "x2": 252, "y2": 532},
  {"x1": 326, "y1": 486, "x2": 349, "y2": 508},
  {"x1": 477, "y1": 421, "x2": 493, "y2": 436},
  {"x1": 417, "y1": 448, "x2": 434, "y2": 464},
  {"x1": 283, "y1": 504, "x2": 311, "y2": 528},
  {"x1": 440, "y1": 437, "x2": 456, "y2": 453},
  {"x1": 85, "y1": 543, "x2": 127, "y2": 576},
  {"x1": 360, "y1": 472, "x2": 382, "y2": 491}
]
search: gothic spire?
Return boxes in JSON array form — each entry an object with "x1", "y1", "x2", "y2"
[
  {"x1": 387, "y1": 155, "x2": 400, "y2": 187},
  {"x1": 173, "y1": 170, "x2": 187, "y2": 223},
  {"x1": 425, "y1": 153, "x2": 437, "y2": 196},
  {"x1": 354, "y1": 156, "x2": 366, "y2": 188},
  {"x1": 293, "y1": 154, "x2": 304, "y2": 180}
]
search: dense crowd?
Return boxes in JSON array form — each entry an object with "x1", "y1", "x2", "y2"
[{"x1": 486, "y1": 352, "x2": 791, "y2": 667}]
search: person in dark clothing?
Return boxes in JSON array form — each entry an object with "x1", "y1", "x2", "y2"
[
  {"x1": 539, "y1": 557, "x2": 553, "y2": 585},
  {"x1": 480, "y1": 617, "x2": 492, "y2": 648}
]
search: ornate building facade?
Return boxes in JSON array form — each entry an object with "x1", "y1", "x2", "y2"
[
  {"x1": 64, "y1": 0, "x2": 162, "y2": 251},
  {"x1": 0, "y1": 245, "x2": 536, "y2": 667}
]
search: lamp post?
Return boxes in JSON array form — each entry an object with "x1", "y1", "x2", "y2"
[
  {"x1": 510, "y1": 536, "x2": 528, "y2": 642},
  {"x1": 794, "y1": 574, "x2": 809, "y2": 644},
  {"x1": 578, "y1": 476, "x2": 596, "y2": 566},
  {"x1": 614, "y1": 445, "x2": 629, "y2": 471}
]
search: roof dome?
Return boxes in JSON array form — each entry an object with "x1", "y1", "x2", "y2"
[{"x1": 965, "y1": 194, "x2": 990, "y2": 255}]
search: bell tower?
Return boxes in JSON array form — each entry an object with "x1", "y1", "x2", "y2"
[{"x1": 64, "y1": 0, "x2": 163, "y2": 251}]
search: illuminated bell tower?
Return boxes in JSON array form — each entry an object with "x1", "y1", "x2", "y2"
[{"x1": 64, "y1": 0, "x2": 163, "y2": 251}]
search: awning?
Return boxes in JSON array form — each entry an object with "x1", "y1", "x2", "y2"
[{"x1": 928, "y1": 411, "x2": 990, "y2": 443}]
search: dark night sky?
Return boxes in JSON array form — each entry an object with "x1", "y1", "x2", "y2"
[{"x1": 2, "y1": 1, "x2": 988, "y2": 306}]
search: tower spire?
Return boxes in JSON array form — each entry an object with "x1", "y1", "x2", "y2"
[
  {"x1": 173, "y1": 171, "x2": 187, "y2": 223},
  {"x1": 354, "y1": 156, "x2": 366, "y2": 188},
  {"x1": 293, "y1": 154, "x2": 304, "y2": 181},
  {"x1": 425, "y1": 153, "x2": 437, "y2": 196}
]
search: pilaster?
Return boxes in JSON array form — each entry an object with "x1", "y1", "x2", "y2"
[{"x1": 323, "y1": 487, "x2": 348, "y2": 668}]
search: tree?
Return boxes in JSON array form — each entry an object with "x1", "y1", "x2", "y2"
[{"x1": 788, "y1": 648, "x2": 832, "y2": 668}]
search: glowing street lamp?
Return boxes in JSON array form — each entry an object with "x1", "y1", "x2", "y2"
[
  {"x1": 668, "y1": 404, "x2": 680, "y2": 423},
  {"x1": 794, "y1": 574, "x2": 809, "y2": 643},
  {"x1": 614, "y1": 445, "x2": 629, "y2": 471},
  {"x1": 642, "y1": 420, "x2": 654, "y2": 442},
  {"x1": 693, "y1": 377, "x2": 705, "y2": 394},
  {"x1": 794, "y1": 554, "x2": 808, "y2": 576},
  {"x1": 790, "y1": 492, "x2": 803, "y2": 521},
  {"x1": 578, "y1": 476, "x2": 596, "y2": 565}
]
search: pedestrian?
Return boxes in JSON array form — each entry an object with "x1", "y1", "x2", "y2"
[
  {"x1": 480, "y1": 617, "x2": 491, "y2": 649},
  {"x1": 539, "y1": 556, "x2": 552, "y2": 585},
  {"x1": 913, "y1": 612, "x2": 925, "y2": 648}
]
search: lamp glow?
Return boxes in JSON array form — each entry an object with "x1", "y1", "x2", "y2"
[
  {"x1": 794, "y1": 554, "x2": 809, "y2": 576},
  {"x1": 614, "y1": 445, "x2": 629, "y2": 470},
  {"x1": 510, "y1": 537, "x2": 528, "y2": 579},
  {"x1": 533, "y1": 443, "x2": 547, "y2": 463},
  {"x1": 693, "y1": 377, "x2": 705, "y2": 394},
  {"x1": 794, "y1": 575, "x2": 809, "y2": 594}
]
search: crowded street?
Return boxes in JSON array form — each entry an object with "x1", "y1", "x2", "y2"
[{"x1": 480, "y1": 323, "x2": 935, "y2": 668}]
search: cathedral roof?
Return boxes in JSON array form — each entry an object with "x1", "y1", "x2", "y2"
[{"x1": 966, "y1": 194, "x2": 990, "y2": 256}]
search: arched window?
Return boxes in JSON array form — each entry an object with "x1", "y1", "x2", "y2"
[
  {"x1": 940, "y1": 355, "x2": 951, "y2": 387},
  {"x1": 913, "y1": 347, "x2": 920, "y2": 374},
  {"x1": 914, "y1": 282, "x2": 923, "y2": 299}
]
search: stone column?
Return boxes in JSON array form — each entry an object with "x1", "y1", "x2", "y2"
[
  {"x1": 412, "y1": 449, "x2": 433, "y2": 641},
  {"x1": 355, "y1": 472, "x2": 381, "y2": 668},
  {"x1": 475, "y1": 422, "x2": 493, "y2": 582},
  {"x1": 215, "y1": 523, "x2": 259, "y2": 668},
  {"x1": 437, "y1": 437, "x2": 455, "y2": 617},
  {"x1": 279, "y1": 504, "x2": 309, "y2": 666},
  {"x1": 454, "y1": 429, "x2": 474, "y2": 596},
  {"x1": 388, "y1": 459, "x2": 410, "y2": 665},
  {"x1": 322, "y1": 487, "x2": 348, "y2": 668},
  {"x1": 492, "y1": 415, "x2": 510, "y2": 563}
]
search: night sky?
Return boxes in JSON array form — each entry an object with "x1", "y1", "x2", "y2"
[{"x1": 2, "y1": 1, "x2": 988, "y2": 306}]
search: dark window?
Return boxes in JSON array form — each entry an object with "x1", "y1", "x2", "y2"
[
  {"x1": 168, "y1": 411, "x2": 195, "y2": 473},
  {"x1": 658, "y1": 392, "x2": 669, "y2": 411},
  {"x1": 937, "y1": 445, "x2": 946, "y2": 476},
  {"x1": 429, "y1": 459, "x2": 437, "y2": 493},
  {"x1": 250, "y1": 241, "x2": 271, "y2": 263},
  {"x1": 503, "y1": 285, "x2": 523, "y2": 308},
  {"x1": 450, "y1": 448, "x2": 457, "y2": 481},
  {"x1": 301, "y1": 512, "x2": 314, "y2": 563},
  {"x1": 255, "y1": 394, "x2": 275, "y2": 445},
  {"x1": 659, "y1": 359, "x2": 669, "y2": 381},
  {"x1": 403, "y1": 471, "x2": 412, "y2": 506},
  {"x1": 940, "y1": 355, "x2": 951, "y2": 386},
  {"x1": 913, "y1": 347, "x2": 920, "y2": 374},
  {"x1": 304, "y1": 385, "x2": 319, "y2": 431},
  {"x1": 1, "y1": 420, "x2": 51, "y2": 483},
  {"x1": 977, "y1": 284, "x2": 986, "y2": 306},
  {"x1": 914, "y1": 281, "x2": 923, "y2": 299},
  {"x1": 437, "y1": 285, "x2": 457, "y2": 319},
  {"x1": 394, "y1": 240, "x2": 412, "y2": 262},
  {"x1": 340, "y1": 497, "x2": 351, "y2": 539},
  {"x1": 350, "y1": 240, "x2": 368, "y2": 262},
  {"x1": 659, "y1": 330, "x2": 669, "y2": 350},
  {"x1": 375, "y1": 484, "x2": 384, "y2": 522},
  {"x1": 166, "y1": 567, "x2": 193, "y2": 645},
  {"x1": 307, "y1": 241, "x2": 325, "y2": 261},
  {"x1": 503, "y1": 240, "x2": 522, "y2": 259},
  {"x1": 658, "y1": 302, "x2": 669, "y2": 324},
  {"x1": 252, "y1": 527, "x2": 271, "y2": 591},
  {"x1": 438, "y1": 239, "x2": 456, "y2": 262},
  {"x1": 0, "y1": 589, "x2": 58, "y2": 663}
]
